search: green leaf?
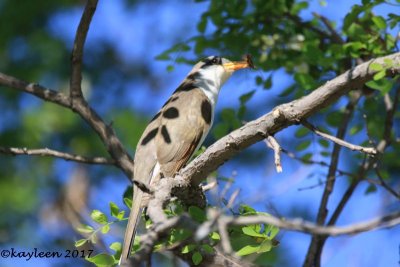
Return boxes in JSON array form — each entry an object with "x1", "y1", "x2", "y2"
[
  {"x1": 91, "y1": 210, "x2": 108, "y2": 225},
  {"x1": 189, "y1": 206, "x2": 206, "y2": 223},
  {"x1": 123, "y1": 197, "x2": 132, "y2": 209},
  {"x1": 181, "y1": 244, "x2": 196, "y2": 254},
  {"x1": 294, "y1": 73, "x2": 315, "y2": 90},
  {"x1": 197, "y1": 14, "x2": 208, "y2": 33},
  {"x1": 291, "y1": 1, "x2": 309, "y2": 15},
  {"x1": 318, "y1": 139, "x2": 330, "y2": 148},
  {"x1": 192, "y1": 251, "x2": 203, "y2": 265},
  {"x1": 239, "y1": 204, "x2": 257, "y2": 215},
  {"x1": 76, "y1": 225, "x2": 94, "y2": 234},
  {"x1": 268, "y1": 226, "x2": 279, "y2": 239},
  {"x1": 75, "y1": 239, "x2": 87, "y2": 247},
  {"x1": 236, "y1": 245, "x2": 259, "y2": 256},
  {"x1": 242, "y1": 226, "x2": 264, "y2": 237},
  {"x1": 109, "y1": 202, "x2": 119, "y2": 218},
  {"x1": 263, "y1": 75, "x2": 272, "y2": 90},
  {"x1": 369, "y1": 62, "x2": 383, "y2": 71},
  {"x1": 258, "y1": 240, "x2": 272, "y2": 253},
  {"x1": 350, "y1": 124, "x2": 363, "y2": 135},
  {"x1": 365, "y1": 184, "x2": 377, "y2": 194},
  {"x1": 255, "y1": 75, "x2": 263, "y2": 85},
  {"x1": 373, "y1": 70, "x2": 386, "y2": 81},
  {"x1": 86, "y1": 253, "x2": 116, "y2": 266},
  {"x1": 366, "y1": 79, "x2": 394, "y2": 94},
  {"x1": 202, "y1": 244, "x2": 214, "y2": 254},
  {"x1": 239, "y1": 90, "x2": 256, "y2": 104},
  {"x1": 117, "y1": 210, "x2": 125, "y2": 220},
  {"x1": 296, "y1": 140, "x2": 311, "y2": 151},
  {"x1": 109, "y1": 242, "x2": 122, "y2": 252},
  {"x1": 301, "y1": 153, "x2": 312, "y2": 161},
  {"x1": 167, "y1": 65, "x2": 175, "y2": 72},
  {"x1": 372, "y1": 16, "x2": 387, "y2": 29},
  {"x1": 295, "y1": 127, "x2": 308, "y2": 138},
  {"x1": 210, "y1": 232, "x2": 220, "y2": 240},
  {"x1": 101, "y1": 224, "x2": 110, "y2": 234}
]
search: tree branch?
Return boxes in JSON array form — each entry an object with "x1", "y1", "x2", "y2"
[
  {"x1": 0, "y1": 72, "x2": 70, "y2": 108},
  {"x1": 0, "y1": 146, "x2": 115, "y2": 165},
  {"x1": 70, "y1": 0, "x2": 98, "y2": 100},
  {"x1": 301, "y1": 119, "x2": 377, "y2": 154}
]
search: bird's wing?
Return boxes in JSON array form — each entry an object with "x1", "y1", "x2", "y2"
[{"x1": 155, "y1": 89, "x2": 211, "y2": 177}]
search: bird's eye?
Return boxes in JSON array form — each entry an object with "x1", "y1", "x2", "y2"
[{"x1": 211, "y1": 57, "x2": 219, "y2": 64}]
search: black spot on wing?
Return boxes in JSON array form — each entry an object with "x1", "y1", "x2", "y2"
[
  {"x1": 161, "y1": 125, "x2": 171, "y2": 144},
  {"x1": 141, "y1": 128, "x2": 158, "y2": 146},
  {"x1": 201, "y1": 100, "x2": 212, "y2": 124},
  {"x1": 163, "y1": 107, "x2": 179, "y2": 119},
  {"x1": 150, "y1": 111, "x2": 161, "y2": 122}
]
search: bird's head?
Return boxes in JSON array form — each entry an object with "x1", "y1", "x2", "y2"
[{"x1": 190, "y1": 56, "x2": 251, "y2": 87}]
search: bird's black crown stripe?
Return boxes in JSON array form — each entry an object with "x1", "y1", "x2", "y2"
[{"x1": 201, "y1": 56, "x2": 222, "y2": 69}]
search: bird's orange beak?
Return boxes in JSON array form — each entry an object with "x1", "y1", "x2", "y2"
[{"x1": 223, "y1": 54, "x2": 255, "y2": 72}]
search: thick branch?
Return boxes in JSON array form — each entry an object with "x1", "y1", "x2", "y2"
[{"x1": 0, "y1": 146, "x2": 114, "y2": 165}]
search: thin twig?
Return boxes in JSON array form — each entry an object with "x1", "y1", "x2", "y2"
[
  {"x1": 312, "y1": 12, "x2": 344, "y2": 44},
  {"x1": 227, "y1": 211, "x2": 400, "y2": 236},
  {"x1": 0, "y1": 146, "x2": 115, "y2": 165},
  {"x1": 301, "y1": 120, "x2": 377, "y2": 155},
  {"x1": 374, "y1": 168, "x2": 400, "y2": 199},
  {"x1": 265, "y1": 136, "x2": 283, "y2": 173},
  {"x1": 281, "y1": 148, "x2": 356, "y2": 178}
]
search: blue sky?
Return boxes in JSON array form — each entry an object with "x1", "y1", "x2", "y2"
[{"x1": 3, "y1": 0, "x2": 399, "y2": 266}]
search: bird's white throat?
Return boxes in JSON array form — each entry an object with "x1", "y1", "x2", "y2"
[{"x1": 195, "y1": 69, "x2": 232, "y2": 107}]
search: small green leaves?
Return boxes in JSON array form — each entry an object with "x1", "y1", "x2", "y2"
[
  {"x1": 296, "y1": 140, "x2": 311, "y2": 151},
  {"x1": 242, "y1": 226, "x2": 264, "y2": 238},
  {"x1": 372, "y1": 16, "x2": 387, "y2": 30},
  {"x1": 91, "y1": 210, "x2": 108, "y2": 225},
  {"x1": 85, "y1": 253, "x2": 116, "y2": 267},
  {"x1": 77, "y1": 224, "x2": 95, "y2": 234},
  {"x1": 101, "y1": 224, "x2": 110, "y2": 234},
  {"x1": 369, "y1": 62, "x2": 384, "y2": 71},
  {"x1": 181, "y1": 244, "x2": 196, "y2": 254},
  {"x1": 210, "y1": 232, "x2": 220, "y2": 241},
  {"x1": 123, "y1": 197, "x2": 132, "y2": 209},
  {"x1": 236, "y1": 245, "x2": 259, "y2": 256},
  {"x1": 188, "y1": 206, "x2": 206, "y2": 223},
  {"x1": 192, "y1": 251, "x2": 203, "y2": 265},
  {"x1": 373, "y1": 70, "x2": 386, "y2": 81},
  {"x1": 75, "y1": 239, "x2": 87, "y2": 247}
]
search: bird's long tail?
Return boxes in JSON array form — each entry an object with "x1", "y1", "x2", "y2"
[{"x1": 119, "y1": 187, "x2": 143, "y2": 266}]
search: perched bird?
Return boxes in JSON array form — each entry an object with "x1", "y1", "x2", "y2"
[{"x1": 120, "y1": 55, "x2": 252, "y2": 265}]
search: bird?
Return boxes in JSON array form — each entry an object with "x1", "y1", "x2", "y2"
[{"x1": 120, "y1": 55, "x2": 252, "y2": 265}]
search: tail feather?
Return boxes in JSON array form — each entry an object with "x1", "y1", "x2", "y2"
[{"x1": 119, "y1": 188, "x2": 143, "y2": 266}]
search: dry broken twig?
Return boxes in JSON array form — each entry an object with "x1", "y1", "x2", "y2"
[{"x1": 0, "y1": 146, "x2": 114, "y2": 165}]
